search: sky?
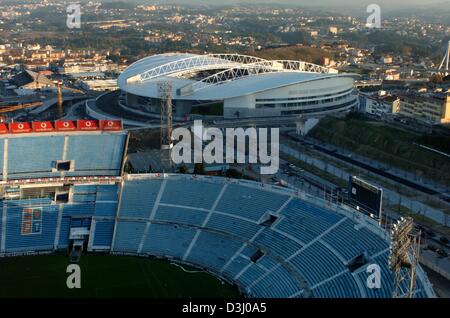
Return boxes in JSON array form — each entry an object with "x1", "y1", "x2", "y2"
[
  {"x1": 154, "y1": 0, "x2": 450, "y2": 11},
  {"x1": 145, "y1": 0, "x2": 449, "y2": 17}
]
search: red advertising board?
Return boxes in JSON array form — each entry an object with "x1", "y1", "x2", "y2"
[
  {"x1": 32, "y1": 121, "x2": 54, "y2": 132},
  {"x1": 77, "y1": 120, "x2": 100, "y2": 131},
  {"x1": 0, "y1": 123, "x2": 8, "y2": 134},
  {"x1": 100, "y1": 120, "x2": 122, "y2": 131},
  {"x1": 55, "y1": 120, "x2": 77, "y2": 131},
  {"x1": 9, "y1": 122, "x2": 32, "y2": 134}
]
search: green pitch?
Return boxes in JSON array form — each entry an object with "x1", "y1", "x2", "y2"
[{"x1": 0, "y1": 253, "x2": 241, "y2": 298}]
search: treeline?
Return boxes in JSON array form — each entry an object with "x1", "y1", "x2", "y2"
[
  {"x1": 343, "y1": 30, "x2": 438, "y2": 58},
  {"x1": 250, "y1": 45, "x2": 331, "y2": 65}
]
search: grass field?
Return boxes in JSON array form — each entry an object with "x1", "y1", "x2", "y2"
[{"x1": 0, "y1": 254, "x2": 241, "y2": 298}]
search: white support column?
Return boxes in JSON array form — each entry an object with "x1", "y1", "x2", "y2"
[
  {"x1": 295, "y1": 119, "x2": 306, "y2": 136},
  {"x1": 61, "y1": 135, "x2": 69, "y2": 178},
  {"x1": 1, "y1": 203, "x2": 7, "y2": 253},
  {"x1": 3, "y1": 138, "x2": 8, "y2": 181},
  {"x1": 87, "y1": 218, "x2": 96, "y2": 252},
  {"x1": 53, "y1": 204, "x2": 64, "y2": 250}
]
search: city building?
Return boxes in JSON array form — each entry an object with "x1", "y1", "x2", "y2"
[
  {"x1": 10, "y1": 70, "x2": 54, "y2": 90},
  {"x1": 329, "y1": 26, "x2": 338, "y2": 34},
  {"x1": 398, "y1": 94, "x2": 450, "y2": 124},
  {"x1": 359, "y1": 92, "x2": 400, "y2": 116},
  {"x1": 80, "y1": 79, "x2": 118, "y2": 92}
]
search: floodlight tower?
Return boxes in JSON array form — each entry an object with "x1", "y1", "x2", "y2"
[
  {"x1": 158, "y1": 81, "x2": 174, "y2": 171},
  {"x1": 388, "y1": 217, "x2": 421, "y2": 298},
  {"x1": 438, "y1": 41, "x2": 450, "y2": 76}
]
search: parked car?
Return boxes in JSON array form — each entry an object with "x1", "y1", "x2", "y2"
[
  {"x1": 439, "y1": 237, "x2": 449, "y2": 245},
  {"x1": 436, "y1": 249, "x2": 448, "y2": 258}
]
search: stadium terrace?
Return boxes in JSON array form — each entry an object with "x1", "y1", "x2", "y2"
[{"x1": 0, "y1": 124, "x2": 436, "y2": 298}]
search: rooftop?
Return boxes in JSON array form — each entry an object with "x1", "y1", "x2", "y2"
[{"x1": 118, "y1": 53, "x2": 350, "y2": 100}]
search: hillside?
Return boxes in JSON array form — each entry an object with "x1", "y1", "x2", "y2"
[
  {"x1": 309, "y1": 114, "x2": 450, "y2": 184},
  {"x1": 249, "y1": 45, "x2": 332, "y2": 65}
]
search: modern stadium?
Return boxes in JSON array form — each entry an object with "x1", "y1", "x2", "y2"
[
  {"x1": 0, "y1": 120, "x2": 436, "y2": 298},
  {"x1": 116, "y1": 53, "x2": 358, "y2": 120}
]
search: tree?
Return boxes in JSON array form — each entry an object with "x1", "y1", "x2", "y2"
[
  {"x1": 225, "y1": 169, "x2": 243, "y2": 179},
  {"x1": 179, "y1": 165, "x2": 188, "y2": 174},
  {"x1": 194, "y1": 163, "x2": 205, "y2": 175},
  {"x1": 124, "y1": 161, "x2": 135, "y2": 174}
]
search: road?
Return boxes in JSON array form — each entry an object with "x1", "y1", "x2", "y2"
[
  {"x1": 280, "y1": 143, "x2": 450, "y2": 226},
  {"x1": 288, "y1": 133, "x2": 450, "y2": 202}
]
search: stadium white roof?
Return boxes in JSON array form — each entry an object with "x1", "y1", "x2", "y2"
[{"x1": 118, "y1": 53, "x2": 351, "y2": 100}]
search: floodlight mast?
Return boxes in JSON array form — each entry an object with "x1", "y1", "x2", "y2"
[
  {"x1": 158, "y1": 81, "x2": 174, "y2": 172},
  {"x1": 389, "y1": 217, "x2": 421, "y2": 298}
]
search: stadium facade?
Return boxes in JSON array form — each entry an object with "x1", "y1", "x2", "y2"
[
  {"x1": 117, "y1": 53, "x2": 358, "y2": 119},
  {"x1": 0, "y1": 120, "x2": 435, "y2": 298}
]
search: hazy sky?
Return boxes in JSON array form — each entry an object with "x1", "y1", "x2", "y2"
[
  {"x1": 148, "y1": 0, "x2": 449, "y2": 16},
  {"x1": 158, "y1": 0, "x2": 450, "y2": 10}
]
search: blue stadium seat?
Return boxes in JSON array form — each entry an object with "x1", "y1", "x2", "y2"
[
  {"x1": 206, "y1": 213, "x2": 260, "y2": 239},
  {"x1": 250, "y1": 265, "x2": 301, "y2": 298},
  {"x1": 322, "y1": 219, "x2": 386, "y2": 262},
  {"x1": 92, "y1": 220, "x2": 115, "y2": 248},
  {"x1": 0, "y1": 174, "x2": 433, "y2": 298},
  {"x1": 141, "y1": 223, "x2": 196, "y2": 259},
  {"x1": 254, "y1": 228, "x2": 303, "y2": 259},
  {"x1": 289, "y1": 241, "x2": 346, "y2": 286},
  {"x1": 222, "y1": 256, "x2": 252, "y2": 281},
  {"x1": 65, "y1": 134, "x2": 126, "y2": 177},
  {"x1": 154, "y1": 205, "x2": 207, "y2": 226},
  {"x1": 160, "y1": 179, "x2": 223, "y2": 209},
  {"x1": 7, "y1": 136, "x2": 64, "y2": 179},
  {"x1": 186, "y1": 231, "x2": 243, "y2": 272},
  {"x1": 4, "y1": 199, "x2": 57, "y2": 252},
  {"x1": 112, "y1": 221, "x2": 146, "y2": 253},
  {"x1": 312, "y1": 272, "x2": 362, "y2": 298},
  {"x1": 215, "y1": 184, "x2": 289, "y2": 221},
  {"x1": 276, "y1": 200, "x2": 344, "y2": 243},
  {"x1": 118, "y1": 179, "x2": 162, "y2": 219}
]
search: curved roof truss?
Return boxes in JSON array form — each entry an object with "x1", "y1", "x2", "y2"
[
  {"x1": 126, "y1": 54, "x2": 269, "y2": 84},
  {"x1": 178, "y1": 63, "x2": 280, "y2": 96},
  {"x1": 177, "y1": 60, "x2": 337, "y2": 96},
  {"x1": 275, "y1": 60, "x2": 338, "y2": 74}
]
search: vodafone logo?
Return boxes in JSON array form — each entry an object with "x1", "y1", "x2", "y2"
[
  {"x1": 11, "y1": 122, "x2": 31, "y2": 133},
  {"x1": 101, "y1": 120, "x2": 121, "y2": 130},
  {"x1": 55, "y1": 121, "x2": 75, "y2": 131},
  {"x1": 86, "y1": 121, "x2": 92, "y2": 127},
  {"x1": 41, "y1": 123, "x2": 47, "y2": 129}
]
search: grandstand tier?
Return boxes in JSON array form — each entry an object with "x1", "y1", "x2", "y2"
[
  {"x1": 0, "y1": 121, "x2": 127, "y2": 180},
  {"x1": 0, "y1": 174, "x2": 436, "y2": 298}
]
